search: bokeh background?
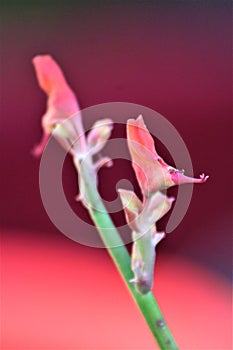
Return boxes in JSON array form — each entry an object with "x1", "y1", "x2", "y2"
[{"x1": 1, "y1": 1, "x2": 232, "y2": 349}]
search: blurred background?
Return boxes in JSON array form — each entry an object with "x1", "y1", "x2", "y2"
[{"x1": 1, "y1": 1, "x2": 232, "y2": 349}]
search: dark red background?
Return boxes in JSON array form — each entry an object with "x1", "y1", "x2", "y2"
[{"x1": 1, "y1": 0, "x2": 231, "y2": 278}]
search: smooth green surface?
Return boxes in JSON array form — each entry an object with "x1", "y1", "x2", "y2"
[{"x1": 77, "y1": 159, "x2": 179, "y2": 350}]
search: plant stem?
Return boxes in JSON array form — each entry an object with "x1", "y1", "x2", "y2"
[{"x1": 75, "y1": 159, "x2": 179, "y2": 350}]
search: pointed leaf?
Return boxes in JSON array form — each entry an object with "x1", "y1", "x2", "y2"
[
  {"x1": 118, "y1": 189, "x2": 142, "y2": 231},
  {"x1": 87, "y1": 119, "x2": 113, "y2": 155}
]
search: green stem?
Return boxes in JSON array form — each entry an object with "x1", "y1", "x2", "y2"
[{"x1": 76, "y1": 159, "x2": 179, "y2": 350}]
